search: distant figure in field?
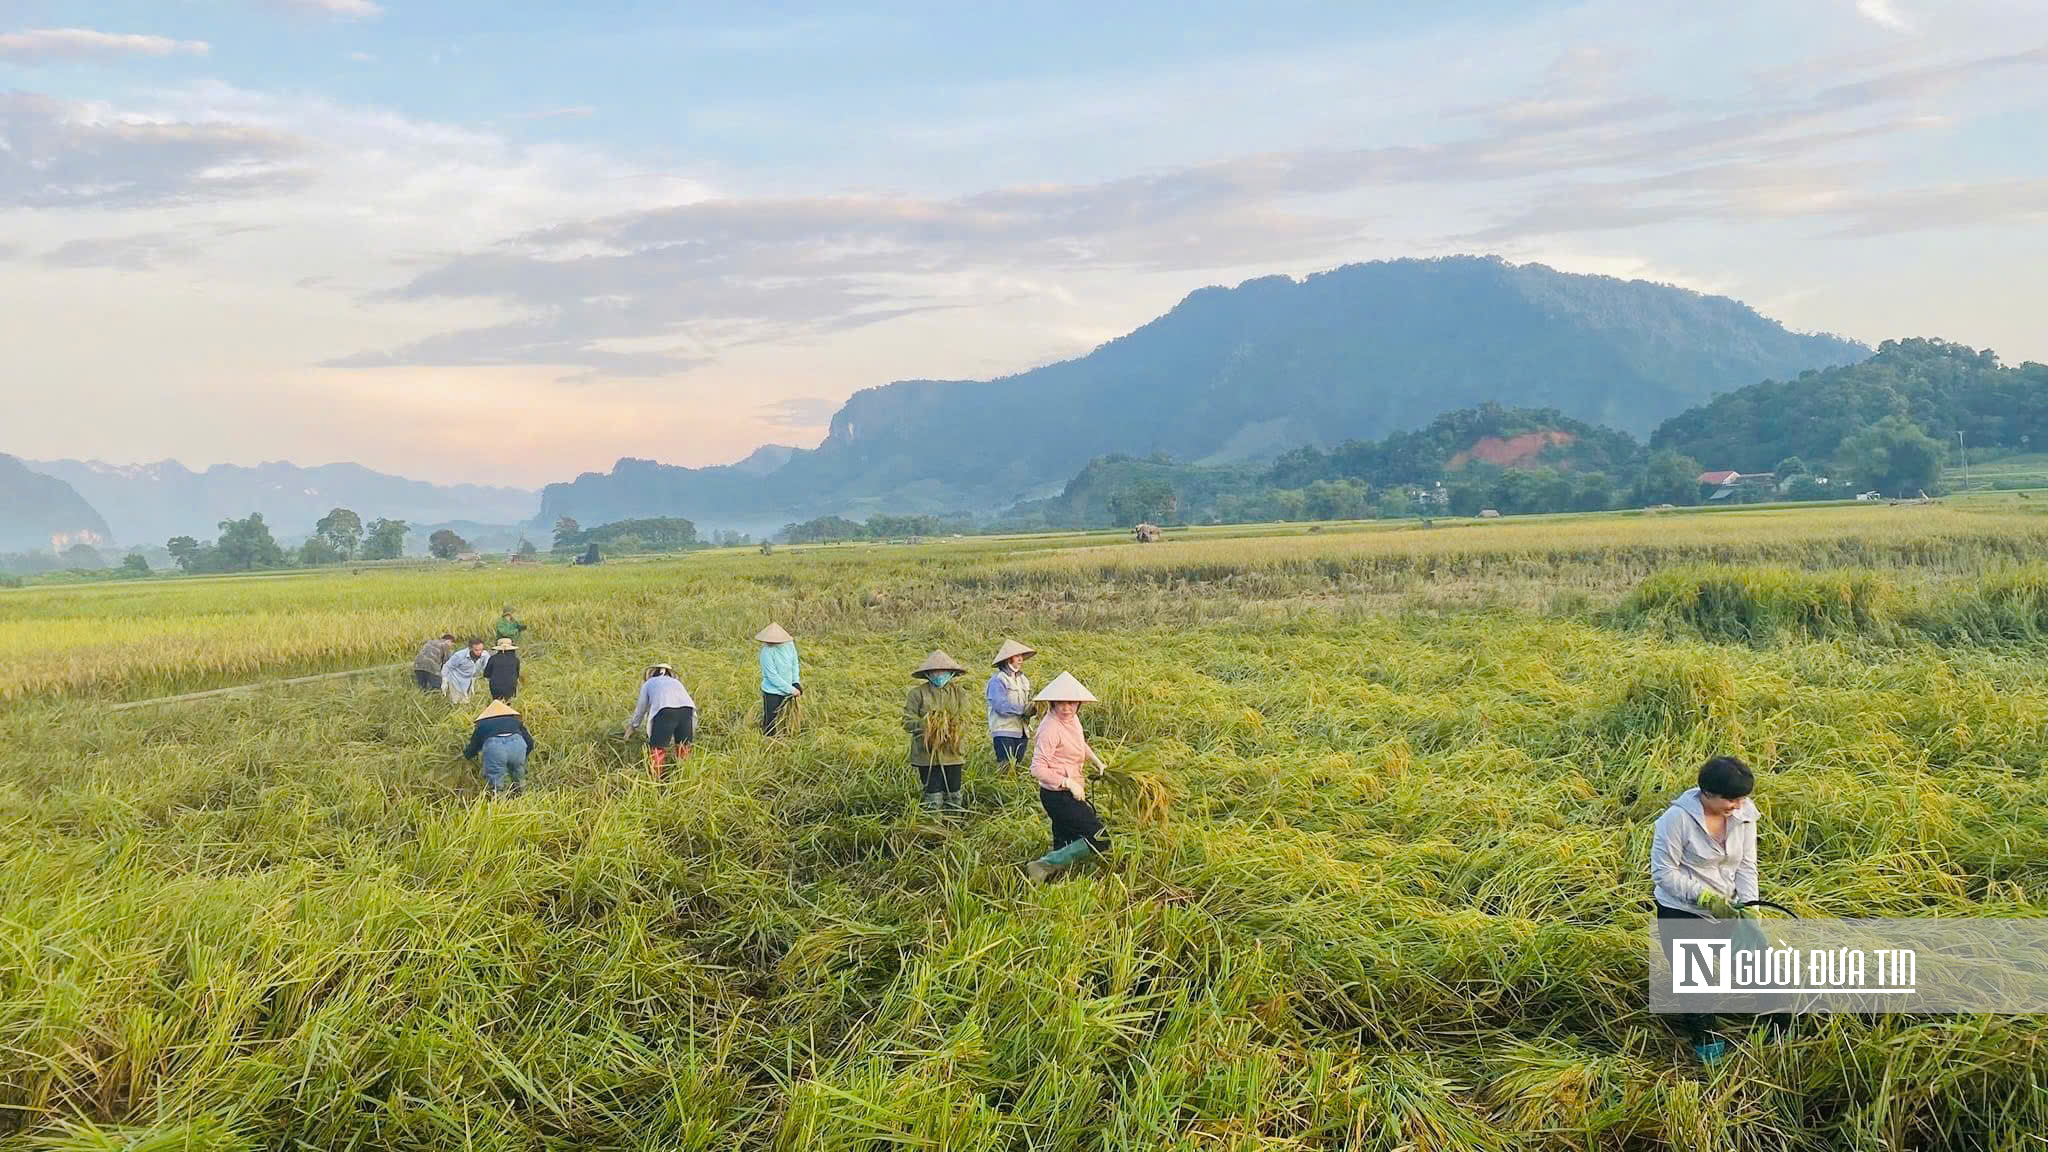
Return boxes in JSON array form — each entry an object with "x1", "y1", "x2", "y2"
[
  {"x1": 413, "y1": 633, "x2": 455, "y2": 692},
  {"x1": 484, "y1": 637, "x2": 521, "y2": 701},
  {"x1": 902, "y1": 649, "x2": 973, "y2": 813},
  {"x1": 463, "y1": 698, "x2": 534, "y2": 797},
  {"x1": 441, "y1": 638, "x2": 487, "y2": 704},
  {"x1": 494, "y1": 605, "x2": 526, "y2": 646},
  {"x1": 1652, "y1": 755, "x2": 1761, "y2": 1065},
  {"x1": 986, "y1": 639, "x2": 1037, "y2": 768},
  {"x1": 756, "y1": 623, "x2": 802, "y2": 735},
  {"x1": 1025, "y1": 673, "x2": 1112, "y2": 882},
  {"x1": 624, "y1": 662, "x2": 696, "y2": 781}
]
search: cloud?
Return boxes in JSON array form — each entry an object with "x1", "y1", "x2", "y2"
[
  {"x1": 514, "y1": 106, "x2": 597, "y2": 121},
  {"x1": 1856, "y1": 0, "x2": 1916, "y2": 33},
  {"x1": 41, "y1": 231, "x2": 205, "y2": 271},
  {"x1": 346, "y1": 51, "x2": 376, "y2": 63},
  {"x1": 0, "y1": 92, "x2": 309, "y2": 208},
  {"x1": 272, "y1": 0, "x2": 383, "y2": 19},
  {"x1": 758, "y1": 396, "x2": 842, "y2": 428},
  {"x1": 0, "y1": 28, "x2": 210, "y2": 61}
]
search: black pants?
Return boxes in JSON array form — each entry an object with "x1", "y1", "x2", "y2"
[
  {"x1": 413, "y1": 669, "x2": 439, "y2": 691},
  {"x1": 918, "y1": 762, "x2": 963, "y2": 795},
  {"x1": 762, "y1": 692, "x2": 790, "y2": 735},
  {"x1": 992, "y1": 735, "x2": 1027, "y2": 765},
  {"x1": 649, "y1": 706, "x2": 695, "y2": 748},
  {"x1": 1039, "y1": 787, "x2": 1109, "y2": 852}
]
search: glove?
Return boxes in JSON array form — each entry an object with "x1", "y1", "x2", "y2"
[{"x1": 1698, "y1": 891, "x2": 1738, "y2": 919}]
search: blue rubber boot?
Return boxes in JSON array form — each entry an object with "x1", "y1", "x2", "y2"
[{"x1": 1025, "y1": 839, "x2": 1097, "y2": 883}]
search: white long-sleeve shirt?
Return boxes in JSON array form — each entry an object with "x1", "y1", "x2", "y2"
[
  {"x1": 1651, "y1": 788, "x2": 1759, "y2": 915},
  {"x1": 625, "y1": 675, "x2": 696, "y2": 735}
]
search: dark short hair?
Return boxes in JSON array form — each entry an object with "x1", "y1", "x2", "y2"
[
  {"x1": 468, "y1": 637, "x2": 484, "y2": 647},
  {"x1": 441, "y1": 633, "x2": 457, "y2": 641},
  {"x1": 1699, "y1": 755, "x2": 1755, "y2": 799}
]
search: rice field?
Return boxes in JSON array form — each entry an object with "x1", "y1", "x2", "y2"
[{"x1": 4, "y1": 501, "x2": 2047, "y2": 1149}]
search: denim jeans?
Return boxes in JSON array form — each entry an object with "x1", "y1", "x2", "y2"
[
  {"x1": 481, "y1": 733, "x2": 528, "y2": 794},
  {"x1": 992, "y1": 734, "x2": 1027, "y2": 766}
]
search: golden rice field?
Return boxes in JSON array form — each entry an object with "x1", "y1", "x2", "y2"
[{"x1": 4, "y1": 499, "x2": 2048, "y2": 1149}]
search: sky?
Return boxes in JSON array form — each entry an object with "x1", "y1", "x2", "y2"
[{"x1": 3, "y1": 0, "x2": 2045, "y2": 488}]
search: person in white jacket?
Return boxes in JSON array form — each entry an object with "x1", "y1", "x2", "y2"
[
  {"x1": 1651, "y1": 755, "x2": 1760, "y2": 1064},
  {"x1": 440, "y1": 638, "x2": 488, "y2": 705},
  {"x1": 624, "y1": 662, "x2": 696, "y2": 781}
]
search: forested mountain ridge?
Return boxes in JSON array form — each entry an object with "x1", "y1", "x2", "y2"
[
  {"x1": 1650, "y1": 339, "x2": 2048, "y2": 473},
  {"x1": 540, "y1": 255, "x2": 1866, "y2": 530}
]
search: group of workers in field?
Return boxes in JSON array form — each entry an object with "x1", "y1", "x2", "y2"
[
  {"x1": 409, "y1": 612, "x2": 1768, "y2": 1056},
  {"x1": 408, "y1": 617, "x2": 1112, "y2": 882}
]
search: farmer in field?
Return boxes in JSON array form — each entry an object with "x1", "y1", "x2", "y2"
[
  {"x1": 1024, "y1": 672, "x2": 1111, "y2": 882},
  {"x1": 441, "y1": 637, "x2": 487, "y2": 704},
  {"x1": 494, "y1": 605, "x2": 526, "y2": 646},
  {"x1": 413, "y1": 633, "x2": 455, "y2": 692},
  {"x1": 903, "y1": 649, "x2": 974, "y2": 813},
  {"x1": 463, "y1": 698, "x2": 535, "y2": 797},
  {"x1": 484, "y1": 637, "x2": 521, "y2": 701},
  {"x1": 756, "y1": 623, "x2": 802, "y2": 735},
  {"x1": 624, "y1": 662, "x2": 696, "y2": 781},
  {"x1": 986, "y1": 639, "x2": 1036, "y2": 767},
  {"x1": 1651, "y1": 754, "x2": 1760, "y2": 1065}
]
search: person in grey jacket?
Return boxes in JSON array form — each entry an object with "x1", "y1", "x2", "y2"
[{"x1": 1651, "y1": 755, "x2": 1760, "y2": 1064}]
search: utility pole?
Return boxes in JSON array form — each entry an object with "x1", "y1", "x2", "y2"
[{"x1": 1957, "y1": 431, "x2": 1970, "y2": 492}]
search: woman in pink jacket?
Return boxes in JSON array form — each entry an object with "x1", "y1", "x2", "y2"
[{"x1": 1024, "y1": 672, "x2": 1112, "y2": 882}]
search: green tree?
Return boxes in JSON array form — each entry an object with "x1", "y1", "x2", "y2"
[
  {"x1": 428, "y1": 529, "x2": 470, "y2": 559},
  {"x1": 215, "y1": 514, "x2": 284, "y2": 571},
  {"x1": 1638, "y1": 449, "x2": 1703, "y2": 506},
  {"x1": 1835, "y1": 416, "x2": 1942, "y2": 496},
  {"x1": 361, "y1": 518, "x2": 408, "y2": 561},
  {"x1": 299, "y1": 535, "x2": 344, "y2": 566},
  {"x1": 166, "y1": 536, "x2": 205, "y2": 572},
  {"x1": 118, "y1": 553, "x2": 151, "y2": 577},
  {"x1": 517, "y1": 539, "x2": 538, "y2": 559},
  {"x1": 314, "y1": 507, "x2": 362, "y2": 559},
  {"x1": 552, "y1": 517, "x2": 583, "y2": 550},
  {"x1": 62, "y1": 542, "x2": 106, "y2": 570},
  {"x1": 1774, "y1": 456, "x2": 1808, "y2": 481},
  {"x1": 1787, "y1": 474, "x2": 1830, "y2": 501}
]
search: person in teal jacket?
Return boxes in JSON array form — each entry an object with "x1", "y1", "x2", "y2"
[{"x1": 756, "y1": 622, "x2": 802, "y2": 734}]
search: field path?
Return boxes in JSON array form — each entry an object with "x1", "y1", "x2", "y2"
[{"x1": 107, "y1": 663, "x2": 405, "y2": 711}]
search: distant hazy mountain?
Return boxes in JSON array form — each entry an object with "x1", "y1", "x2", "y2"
[
  {"x1": 539, "y1": 255, "x2": 1866, "y2": 531},
  {"x1": 27, "y1": 458, "x2": 537, "y2": 546},
  {"x1": 0, "y1": 454, "x2": 112, "y2": 553}
]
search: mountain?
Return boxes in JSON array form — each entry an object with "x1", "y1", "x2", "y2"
[
  {"x1": 539, "y1": 256, "x2": 1866, "y2": 530},
  {"x1": 1651, "y1": 338, "x2": 2048, "y2": 473},
  {"x1": 25, "y1": 458, "x2": 537, "y2": 546},
  {"x1": 0, "y1": 454, "x2": 112, "y2": 553}
]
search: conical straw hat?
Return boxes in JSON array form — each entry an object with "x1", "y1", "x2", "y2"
[
  {"x1": 1033, "y1": 671, "x2": 1097, "y2": 703},
  {"x1": 492, "y1": 637, "x2": 517, "y2": 652},
  {"x1": 755, "y1": 622, "x2": 793, "y2": 644},
  {"x1": 913, "y1": 649, "x2": 967, "y2": 677},
  {"x1": 991, "y1": 639, "x2": 1036, "y2": 666},
  {"x1": 477, "y1": 699, "x2": 520, "y2": 719}
]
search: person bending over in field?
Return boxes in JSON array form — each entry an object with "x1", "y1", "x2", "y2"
[
  {"x1": 483, "y1": 637, "x2": 521, "y2": 701},
  {"x1": 441, "y1": 637, "x2": 487, "y2": 704},
  {"x1": 1024, "y1": 673, "x2": 1111, "y2": 882},
  {"x1": 494, "y1": 605, "x2": 526, "y2": 646},
  {"x1": 624, "y1": 662, "x2": 696, "y2": 781},
  {"x1": 463, "y1": 698, "x2": 535, "y2": 797},
  {"x1": 1652, "y1": 754, "x2": 1760, "y2": 1065},
  {"x1": 413, "y1": 633, "x2": 456, "y2": 692},
  {"x1": 756, "y1": 623, "x2": 802, "y2": 735},
  {"x1": 986, "y1": 639, "x2": 1036, "y2": 768},
  {"x1": 903, "y1": 650, "x2": 974, "y2": 814}
]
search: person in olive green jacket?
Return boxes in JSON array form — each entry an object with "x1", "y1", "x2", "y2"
[{"x1": 902, "y1": 649, "x2": 975, "y2": 813}]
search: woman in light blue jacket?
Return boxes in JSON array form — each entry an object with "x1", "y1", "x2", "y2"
[
  {"x1": 756, "y1": 622, "x2": 802, "y2": 735},
  {"x1": 1651, "y1": 755, "x2": 1760, "y2": 1064}
]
